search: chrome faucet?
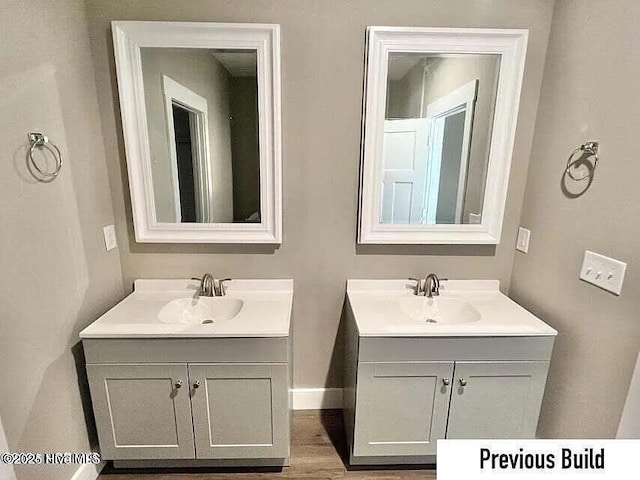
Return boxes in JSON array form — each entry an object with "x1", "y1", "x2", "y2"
[
  {"x1": 409, "y1": 273, "x2": 447, "y2": 297},
  {"x1": 192, "y1": 274, "x2": 232, "y2": 297},
  {"x1": 193, "y1": 273, "x2": 214, "y2": 296},
  {"x1": 424, "y1": 273, "x2": 442, "y2": 298}
]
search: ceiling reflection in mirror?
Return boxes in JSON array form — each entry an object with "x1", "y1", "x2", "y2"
[
  {"x1": 141, "y1": 47, "x2": 261, "y2": 224},
  {"x1": 381, "y1": 52, "x2": 501, "y2": 225}
]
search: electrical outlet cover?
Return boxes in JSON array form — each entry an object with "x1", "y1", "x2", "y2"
[
  {"x1": 516, "y1": 227, "x2": 531, "y2": 253},
  {"x1": 103, "y1": 225, "x2": 118, "y2": 251}
]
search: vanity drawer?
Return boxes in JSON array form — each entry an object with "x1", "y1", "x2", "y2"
[
  {"x1": 84, "y1": 337, "x2": 288, "y2": 364},
  {"x1": 358, "y1": 336, "x2": 555, "y2": 362}
]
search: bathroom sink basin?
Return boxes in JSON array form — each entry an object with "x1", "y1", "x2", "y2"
[
  {"x1": 158, "y1": 297, "x2": 244, "y2": 324},
  {"x1": 79, "y1": 279, "x2": 294, "y2": 338},
  {"x1": 397, "y1": 297, "x2": 481, "y2": 325},
  {"x1": 345, "y1": 279, "x2": 558, "y2": 337}
]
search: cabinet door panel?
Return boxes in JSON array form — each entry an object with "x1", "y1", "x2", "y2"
[
  {"x1": 189, "y1": 363, "x2": 288, "y2": 459},
  {"x1": 354, "y1": 362, "x2": 454, "y2": 457},
  {"x1": 447, "y1": 361, "x2": 549, "y2": 439},
  {"x1": 86, "y1": 363, "x2": 195, "y2": 460}
]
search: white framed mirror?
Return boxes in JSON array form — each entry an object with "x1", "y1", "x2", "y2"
[
  {"x1": 112, "y1": 21, "x2": 282, "y2": 243},
  {"x1": 358, "y1": 27, "x2": 528, "y2": 244}
]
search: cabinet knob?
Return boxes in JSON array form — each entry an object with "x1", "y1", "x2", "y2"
[
  {"x1": 442, "y1": 378, "x2": 450, "y2": 386},
  {"x1": 174, "y1": 380, "x2": 183, "y2": 389},
  {"x1": 193, "y1": 380, "x2": 200, "y2": 389},
  {"x1": 459, "y1": 378, "x2": 467, "y2": 387}
]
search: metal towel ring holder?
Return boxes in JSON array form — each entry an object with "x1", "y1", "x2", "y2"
[
  {"x1": 565, "y1": 141, "x2": 599, "y2": 182},
  {"x1": 27, "y1": 132, "x2": 63, "y2": 181}
]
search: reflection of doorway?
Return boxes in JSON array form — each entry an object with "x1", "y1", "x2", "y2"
[
  {"x1": 381, "y1": 79, "x2": 478, "y2": 225},
  {"x1": 172, "y1": 105, "x2": 197, "y2": 222},
  {"x1": 162, "y1": 75, "x2": 212, "y2": 223},
  {"x1": 424, "y1": 79, "x2": 478, "y2": 224}
]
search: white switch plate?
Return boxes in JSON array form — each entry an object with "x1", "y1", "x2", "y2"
[
  {"x1": 580, "y1": 250, "x2": 627, "y2": 295},
  {"x1": 103, "y1": 225, "x2": 117, "y2": 251},
  {"x1": 516, "y1": 227, "x2": 531, "y2": 253}
]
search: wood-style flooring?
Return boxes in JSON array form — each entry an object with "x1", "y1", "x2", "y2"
[{"x1": 99, "y1": 410, "x2": 436, "y2": 479}]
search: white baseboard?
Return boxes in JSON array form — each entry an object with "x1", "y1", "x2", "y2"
[
  {"x1": 291, "y1": 388, "x2": 343, "y2": 410},
  {"x1": 70, "y1": 461, "x2": 105, "y2": 480}
]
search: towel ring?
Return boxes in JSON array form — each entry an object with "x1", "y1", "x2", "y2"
[
  {"x1": 565, "y1": 141, "x2": 599, "y2": 182},
  {"x1": 27, "y1": 132, "x2": 63, "y2": 181}
]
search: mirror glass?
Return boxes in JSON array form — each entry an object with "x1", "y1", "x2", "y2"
[
  {"x1": 140, "y1": 47, "x2": 261, "y2": 224},
  {"x1": 381, "y1": 52, "x2": 500, "y2": 225}
]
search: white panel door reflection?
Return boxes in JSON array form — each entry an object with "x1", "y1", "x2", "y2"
[
  {"x1": 381, "y1": 118, "x2": 429, "y2": 224},
  {"x1": 381, "y1": 79, "x2": 478, "y2": 225}
]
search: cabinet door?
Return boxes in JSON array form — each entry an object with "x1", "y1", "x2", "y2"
[
  {"x1": 86, "y1": 363, "x2": 195, "y2": 460},
  {"x1": 353, "y1": 362, "x2": 454, "y2": 457},
  {"x1": 447, "y1": 361, "x2": 549, "y2": 439},
  {"x1": 189, "y1": 363, "x2": 289, "y2": 459}
]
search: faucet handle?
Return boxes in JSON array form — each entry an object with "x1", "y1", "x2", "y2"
[
  {"x1": 219, "y1": 278, "x2": 232, "y2": 296},
  {"x1": 408, "y1": 277, "x2": 424, "y2": 295},
  {"x1": 191, "y1": 277, "x2": 203, "y2": 293}
]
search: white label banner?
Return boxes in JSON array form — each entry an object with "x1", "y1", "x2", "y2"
[{"x1": 438, "y1": 439, "x2": 640, "y2": 479}]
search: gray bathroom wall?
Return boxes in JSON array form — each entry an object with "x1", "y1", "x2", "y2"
[
  {"x1": 85, "y1": 0, "x2": 555, "y2": 389},
  {"x1": 230, "y1": 77, "x2": 261, "y2": 222},
  {"x1": 0, "y1": 1, "x2": 124, "y2": 479},
  {"x1": 386, "y1": 60, "x2": 426, "y2": 119},
  {"x1": 510, "y1": 0, "x2": 640, "y2": 438}
]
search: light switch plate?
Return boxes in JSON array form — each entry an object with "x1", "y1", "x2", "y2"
[
  {"x1": 580, "y1": 250, "x2": 627, "y2": 295},
  {"x1": 103, "y1": 225, "x2": 117, "y2": 251},
  {"x1": 516, "y1": 227, "x2": 531, "y2": 253}
]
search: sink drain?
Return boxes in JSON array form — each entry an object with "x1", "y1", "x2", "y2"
[
  {"x1": 425, "y1": 318, "x2": 437, "y2": 324},
  {"x1": 202, "y1": 319, "x2": 214, "y2": 324}
]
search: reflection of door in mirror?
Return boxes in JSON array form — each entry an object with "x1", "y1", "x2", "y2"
[
  {"x1": 382, "y1": 53, "x2": 500, "y2": 225},
  {"x1": 163, "y1": 75, "x2": 211, "y2": 223},
  {"x1": 380, "y1": 118, "x2": 429, "y2": 224},
  {"x1": 424, "y1": 79, "x2": 477, "y2": 224},
  {"x1": 141, "y1": 48, "x2": 261, "y2": 224},
  {"x1": 172, "y1": 104, "x2": 198, "y2": 222}
]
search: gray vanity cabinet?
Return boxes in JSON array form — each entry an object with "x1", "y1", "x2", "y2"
[
  {"x1": 189, "y1": 363, "x2": 289, "y2": 459},
  {"x1": 344, "y1": 326, "x2": 554, "y2": 465},
  {"x1": 87, "y1": 363, "x2": 196, "y2": 460},
  {"x1": 84, "y1": 337, "x2": 291, "y2": 466},
  {"x1": 446, "y1": 361, "x2": 549, "y2": 439},
  {"x1": 353, "y1": 362, "x2": 453, "y2": 457}
]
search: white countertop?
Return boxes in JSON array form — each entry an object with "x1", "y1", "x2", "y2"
[
  {"x1": 80, "y1": 279, "x2": 293, "y2": 339},
  {"x1": 347, "y1": 279, "x2": 558, "y2": 337}
]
